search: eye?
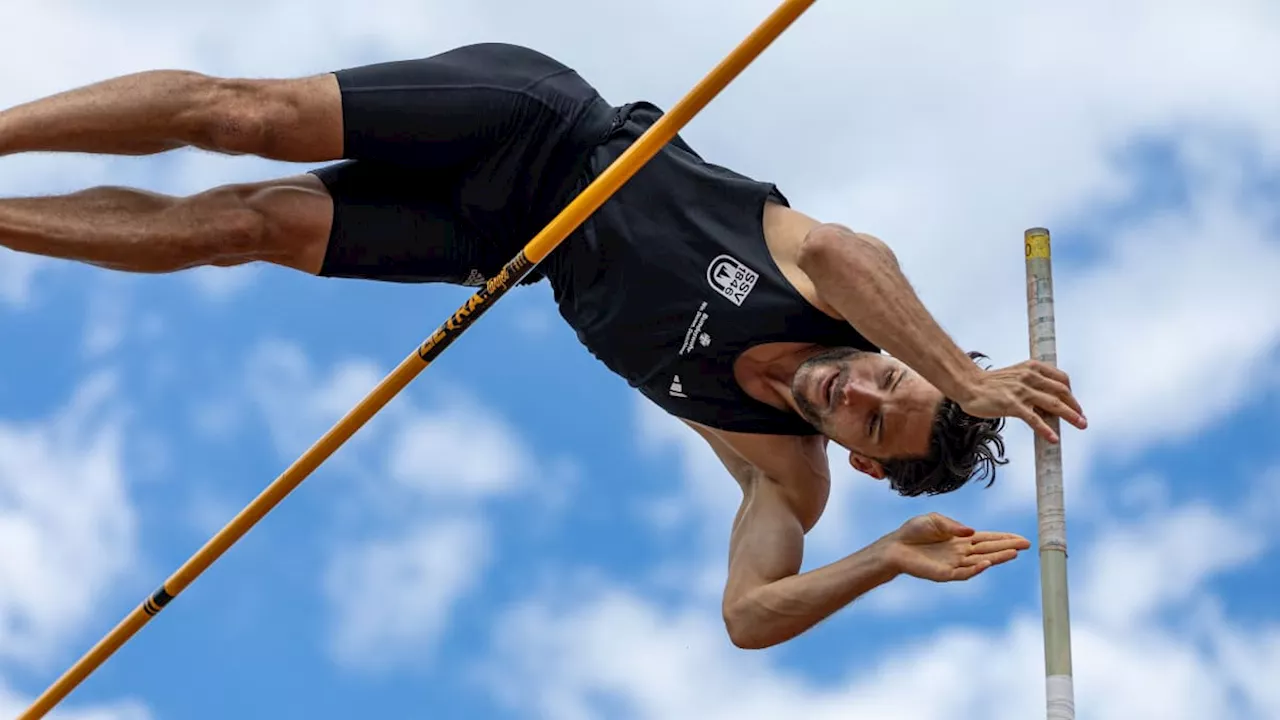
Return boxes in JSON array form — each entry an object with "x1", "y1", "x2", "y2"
[{"x1": 883, "y1": 369, "x2": 895, "y2": 389}]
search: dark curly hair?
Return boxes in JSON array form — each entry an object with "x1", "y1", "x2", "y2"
[{"x1": 880, "y1": 352, "x2": 1009, "y2": 497}]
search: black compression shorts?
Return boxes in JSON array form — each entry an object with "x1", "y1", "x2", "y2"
[{"x1": 310, "y1": 43, "x2": 616, "y2": 286}]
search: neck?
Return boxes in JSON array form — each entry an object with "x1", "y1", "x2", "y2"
[{"x1": 737, "y1": 342, "x2": 827, "y2": 412}]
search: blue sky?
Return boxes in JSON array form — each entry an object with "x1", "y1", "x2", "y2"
[{"x1": 2, "y1": 2, "x2": 1280, "y2": 719}]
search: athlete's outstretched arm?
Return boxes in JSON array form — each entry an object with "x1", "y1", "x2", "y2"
[
  {"x1": 720, "y1": 471, "x2": 1029, "y2": 649},
  {"x1": 720, "y1": 474, "x2": 896, "y2": 649},
  {"x1": 682, "y1": 421, "x2": 880, "y2": 648},
  {"x1": 796, "y1": 224, "x2": 982, "y2": 403},
  {"x1": 796, "y1": 223, "x2": 1087, "y2": 442}
]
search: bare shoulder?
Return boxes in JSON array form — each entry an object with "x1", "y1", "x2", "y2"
[{"x1": 760, "y1": 202, "x2": 842, "y2": 319}]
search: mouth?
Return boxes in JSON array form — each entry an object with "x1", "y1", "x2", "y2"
[{"x1": 821, "y1": 367, "x2": 839, "y2": 410}]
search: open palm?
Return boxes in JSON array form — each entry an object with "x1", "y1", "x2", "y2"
[{"x1": 886, "y1": 513, "x2": 1031, "y2": 583}]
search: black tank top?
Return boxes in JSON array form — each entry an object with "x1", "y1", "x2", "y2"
[{"x1": 543, "y1": 102, "x2": 879, "y2": 436}]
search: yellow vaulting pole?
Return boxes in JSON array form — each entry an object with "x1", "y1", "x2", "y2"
[
  {"x1": 18, "y1": 2, "x2": 821, "y2": 717},
  {"x1": 1024, "y1": 228, "x2": 1076, "y2": 720}
]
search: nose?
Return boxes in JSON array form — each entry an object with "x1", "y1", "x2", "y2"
[{"x1": 838, "y1": 377, "x2": 882, "y2": 410}]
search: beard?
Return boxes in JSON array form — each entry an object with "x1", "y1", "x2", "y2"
[{"x1": 790, "y1": 347, "x2": 874, "y2": 426}]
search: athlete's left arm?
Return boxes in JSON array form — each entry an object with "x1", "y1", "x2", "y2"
[{"x1": 797, "y1": 223, "x2": 1088, "y2": 443}]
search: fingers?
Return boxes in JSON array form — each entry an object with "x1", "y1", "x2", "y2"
[
  {"x1": 1026, "y1": 359, "x2": 1071, "y2": 388},
  {"x1": 1028, "y1": 391, "x2": 1080, "y2": 429},
  {"x1": 958, "y1": 533, "x2": 1029, "y2": 571},
  {"x1": 1016, "y1": 405, "x2": 1060, "y2": 444},
  {"x1": 1024, "y1": 370, "x2": 1087, "y2": 429},
  {"x1": 1024, "y1": 358, "x2": 1085, "y2": 425},
  {"x1": 960, "y1": 548, "x2": 1021, "y2": 568},
  {"x1": 953, "y1": 547, "x2": 1023, "y2": 580},
  {"x1": 968, "y1": 531, "x2": 1030, "y2": 547},
  {"x1": 949, "y1": 562, "x2": 990, "y2": 581}
]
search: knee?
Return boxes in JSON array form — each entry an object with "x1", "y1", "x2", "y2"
[
  {"x1": 204, "y1": 188, "x2": 268, "y2": 253},
  {"x1": 177, "y1": 177, "x2": 331, "y2": 273},
  {"x1": 185, "y1": 77, "x2": 300, "y2": 157}
]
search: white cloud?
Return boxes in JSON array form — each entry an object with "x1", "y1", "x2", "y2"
[
  {"x1": 1051, "y1": 158, "x2": 1280, "y2": 465},
  {"x1": 80, "y1": 276, "x2": 137, "y2": 360},
  {"x1": 388, "y1": 397, "x2": 536, "y2": 501},
  {"x1": 184, "y1": 264, "x2": 263, "y2": 302},
  {"x1": 0, "y1": 679, "x2": 151, "y2": 720},
  {"x1": 508, "y1": 304, "x2": 557, "y2": 339},
  {"x1": 239, "y1": 340, "x2": 546, "y2": 674},
  {"x1": 324, "y1": 517, "x2": 492, "y2": 672},
  {"x1": 0, "y1": 372, "x2": 138, "y2": 668},
  {"x1": 1213, "y1": 620, "x2": 1280, "y2": 717},
  {"x1": 244, "y1": 339, "x2": 388, "y2": 464},
  {"x1": 1077, "y1": 499, "x2": 1271, "y2": 630},
  {"x1": 0, "y1": 372, "x2": 151, "y2": 719},
  {"x1": 243, "y1": 338, "x2": 555, "y2": 505},
  {"x1": 0, "y1": 252, "x2": 45, "y2": 309}
]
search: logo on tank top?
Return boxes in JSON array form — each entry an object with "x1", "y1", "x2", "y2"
[
  {"x1": 706, "y1": 254, "x2": 759, "y2": 307},
  {"x1": 680, "y1": 301, "x2": 712, "y2": 356}
]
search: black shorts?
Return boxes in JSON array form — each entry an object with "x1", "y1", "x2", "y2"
[{"x1": 311, "y1": 43, "x2": 616, "y2": 286}]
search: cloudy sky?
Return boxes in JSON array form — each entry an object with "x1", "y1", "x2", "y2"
[{"x1": 2, "y1": 1, "x2": 1279, "y2": 718}]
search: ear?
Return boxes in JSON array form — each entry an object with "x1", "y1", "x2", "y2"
[{"x1": 849, "y1": 452, "x2": 885, "y2": 479}]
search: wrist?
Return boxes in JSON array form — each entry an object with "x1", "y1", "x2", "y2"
[
  {"x1": 868, "y1": 535, "x2": 906, "y2": 583},
  {"x1": 939, "y1": 355, "x2": 985, "y2": 406},
  {"x1": 948, "y1": 371, "x2": 982, "y2": 406}
]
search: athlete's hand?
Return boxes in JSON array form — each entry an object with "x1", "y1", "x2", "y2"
[
  {"x1": 882, "y1": 513, "x2": 1030, "y2": 583},
  {"x1": 957, "y1": 360, "x2": 1086, "y2": 443}
]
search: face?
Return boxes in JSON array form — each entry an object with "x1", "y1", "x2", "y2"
[{"x1": 790, "y1": 348, "x2": 943, "y2": 477}]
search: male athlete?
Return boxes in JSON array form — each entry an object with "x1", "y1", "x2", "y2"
[{"x1": 0, "y1": 43, "x2": 1086, "y2": 649}]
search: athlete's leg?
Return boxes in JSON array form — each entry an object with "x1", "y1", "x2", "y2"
[
  {"x1": 0, "y1": 43, "x2": 591, "y2": 165},
  {"x1": 0, "y1": 174, "x2": 332, "y2": 274},
  {"x1": 0, "y1": 43, "x2": 611, "y2": 283},
  {"x1": 0, "y1": 71, "x2": 343, "y2": 162}
]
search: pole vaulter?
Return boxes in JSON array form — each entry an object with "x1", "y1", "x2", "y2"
[{"x1": 18, "y1": 0, "x2": 824, "y2": 716}]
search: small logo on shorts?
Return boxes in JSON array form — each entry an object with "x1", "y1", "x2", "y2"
[
  {"x1": 706, "y1": 254, "x2": 759, "y2": 307},
  {"x1": 463, "y1": 269, "x2": 486, "y2": 287}
]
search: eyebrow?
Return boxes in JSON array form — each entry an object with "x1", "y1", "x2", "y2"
[{"x1": 879, "y1": 369, "x2": 907, "y2": 444}]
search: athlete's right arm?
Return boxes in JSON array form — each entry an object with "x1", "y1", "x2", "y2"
[
  {"x1": 719, "y1": 472, "x2": 902, "y2": 649},
  {"x1": 683, "y1": 420, "x2": 901, "y2": 649}
]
